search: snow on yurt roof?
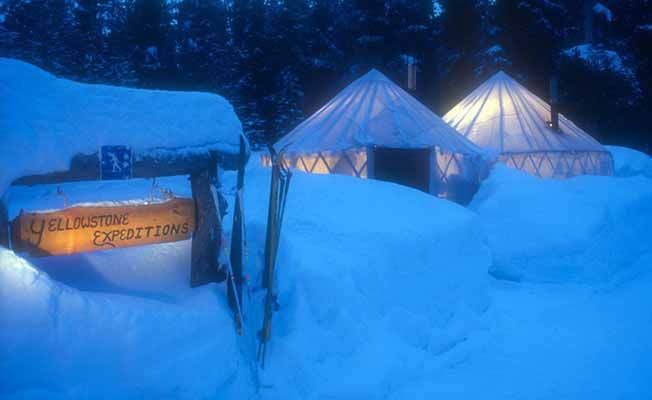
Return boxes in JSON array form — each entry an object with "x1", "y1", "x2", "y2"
[
  {"x1": 275, "y1": 69, "x2": 483, "y2": 156},
  {"x1": 443, "y1": 71, "x2": 607, "y2": 154},
  {"x1": 0, "y1": 58, "x2": 244, "y2": 195}
]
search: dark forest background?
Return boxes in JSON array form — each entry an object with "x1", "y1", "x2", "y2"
[{"x1": 0, "y1": 0, "x2": 650, "y2": 151}]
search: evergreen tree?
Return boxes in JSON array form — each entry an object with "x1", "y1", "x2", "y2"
[
  {"x1": 385, "y1": 0, "x2": 439, "y2": 105},
  {"x1": 437, "y1": 0, "x2": 484, "y2": 105},
  {"x1": 1, "y1": 0, "x2": 76, "y2": 74},
  {"x1": 263, "y1": 0, "x2": 311, "y2": 139},
  {"x1": 229, "y1": 0, "x2": 271, "y2": 144},
  {"x1": 558, "y1": 0, "x2": 650, "y2": 149},
  {"x1": 300, "y1": 0, "x2": 348, "y2": 113},
  {"x1": 0, "y1": 0, "x2": 650, "y2": 149},
  {"x1": 348, "y1": 0, "x2": 388, "y2": 70},
  {"x1": 493, "y1": 0, "x2": 566, "y2": 92},
  {"x1": 175, "y1": 0, "x2": 230, "y2": 89},
  {"x1": 126, "y1": 0, "x2": 173, "y2": 87},
  {"x1": 73, "y1": 0, "x2": 101, "y2": 78}
]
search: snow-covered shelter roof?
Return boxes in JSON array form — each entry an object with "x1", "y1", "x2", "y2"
[
  {"x1": 443, "y1": 71, "x2": 607, "y2": 154},
  {"x1": 275, "y1": 69, "x2": 483, "y2": 156},
  {"x1": 0, "y1": 58, "x2": 244, "y2": 195}
]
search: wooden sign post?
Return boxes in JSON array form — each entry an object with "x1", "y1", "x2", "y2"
[
  {"x1": 189, "y1": 168, "x2": 224, "y2": 287},
  {"x1": 0, "y1": 201, "x2": 8, "y2": 249},
  {"x1": 2, "y1": 147, "x2": 240, "y2": 288},
  {"x1": 11, "y1": 198, "x2": 195, "y2": 256}
]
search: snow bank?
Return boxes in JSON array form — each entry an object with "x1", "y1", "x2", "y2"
[
  {"x1": 471, "y1": 165, "x2": 652, "y2": 283},
  {"x1": 0, "y1": 247, "x2": 249, "y2": 399},
  {"x1": 245, "y1": 164, "x2": 491, "y2": 398},
  {"x1": 607, "y1": 145, "x2": 652, "y2": 179},
  {"x1": 4, "y1": 150, "x2": 652, "y2": 397},
  {"x1": 387, "y1": 272, "x2": 652, "y2": 399},
  {"x1": 0, "y1": 174, "x2": 256, "y2": 398},
  {"x1": 0, "y1": 58, "x2": 243, "y2": 196},
  {"x1": 1, "y1": 159, "x2": 490, "y2": 398}
]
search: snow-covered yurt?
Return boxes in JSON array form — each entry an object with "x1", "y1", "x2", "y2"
[
  {"x1": 271, "y1": 69, "x2": 488, "y2": 203},
  {"x1": 443, "y1": 71, "x2": 614, "y2": 178}
]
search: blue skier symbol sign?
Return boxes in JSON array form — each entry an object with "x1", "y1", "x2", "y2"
[{"x1": 100, "y1": 146, "x2": 132, "y2": 180}]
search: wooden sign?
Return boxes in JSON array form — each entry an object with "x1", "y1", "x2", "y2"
[{"x1": 11, "y1": 198, "x2": 195, "y2": 256}]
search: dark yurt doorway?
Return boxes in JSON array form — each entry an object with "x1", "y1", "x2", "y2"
[{"x1": 372, "y1": 147, "x2": 431, "y2": 193}]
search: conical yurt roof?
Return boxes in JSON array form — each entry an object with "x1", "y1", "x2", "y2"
[
  {"x1": 443, "y1": 71, "x2": 607, "y2": 154},
  {"x1": 275, "y1": 69, "x2": 483, "y2": 156}
]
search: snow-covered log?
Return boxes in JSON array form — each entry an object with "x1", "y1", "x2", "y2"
[{"x1": 0, "y1": 58, "x2": 246, "y2": 195}]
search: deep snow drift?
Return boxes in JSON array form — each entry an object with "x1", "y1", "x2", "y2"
[
  {"x1": 1, "y1": 148, "x2": 651, "y2": 399},
  {"x1": 1, "y1": 161, "x2": 491, "y2": 399},
  {"x1": 0, "y1": 177, "x2": 247, "y2": 398},
  {"x1": 245, "y1": 164, "x2": 491, "y2": 398},
  {"x1": 607, "y1": 145, "x2": 652, "y2": 178},
  {"x1": 388, "y1": 274, "x2": 652, "y2": 400},
  {"x1": 471, "y1": 164, "x2": 652, "y2": 283},
  {"x1": 0, "y1": 58, "x2": 243, "y2": 195},
  {"x1": 0, "y1": 247, "x2": 244, "y2": 399}
]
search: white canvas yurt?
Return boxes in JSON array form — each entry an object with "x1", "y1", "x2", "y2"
[
  {"x1": 271, "y1": 69, "x2": 489, "y2": 203},
  {"x1": 443, "y1": 71, "x2": 614, "y2": 178}
]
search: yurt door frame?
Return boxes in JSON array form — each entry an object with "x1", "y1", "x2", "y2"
[{"x1": 367, "y1": 146, "x2": 432, "y2": 193}]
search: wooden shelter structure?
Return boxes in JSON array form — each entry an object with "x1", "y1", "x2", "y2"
[{"x1": 0, "y1": 57, "x2": 249, "y2": 296}]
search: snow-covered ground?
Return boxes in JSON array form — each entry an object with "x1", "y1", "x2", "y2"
[
  {"x1": 470, "y1": 164, "x2": 652, "y2": 283},
  {"x1": 607, "y1": 145, "x2": 652, "y2": 179},
  {"x1": 2, "y1": 147, "x2": 652, "y2": 399},
  {"x1": 0, "y1": 176, "x2": 248, "y2": 398},
  {"x1": 391, "y1": 273, "x2": 652, "y2": 399},
  {"x1": 245, "y1": 164, "x2": 490, "y2": 399}
]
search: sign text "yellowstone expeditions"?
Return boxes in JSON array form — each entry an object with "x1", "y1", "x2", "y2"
[{"x1": 12, "y1": 198, "x2": 195, "y2": 256}]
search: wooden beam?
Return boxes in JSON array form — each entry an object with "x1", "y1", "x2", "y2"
[
  {"x1": 189, "y1": 165, "x2": 225, "y2": 287},
  {"x1": 228, "y1": 136, "x2": 247, "y2": 317},
  {"x1": 0, "y1": 200, "x2": 9, "y2": 249},
  {"x1": 12, "y1": 153, "x2": 99, "y2": 186},
  {"x1": 11, "y1": 149, "x2": 243, "y2": 187},
  {"x1": 134, "y1": 150, "x2": 241, "y2": 178}
]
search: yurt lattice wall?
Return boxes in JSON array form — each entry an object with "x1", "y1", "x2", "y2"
[
  {"x1": 263, "y1": 145, "x2": 487, "y2": 204},
  {"x1": 500, "y1": 151, "x2": 614, "y2": 178}
]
